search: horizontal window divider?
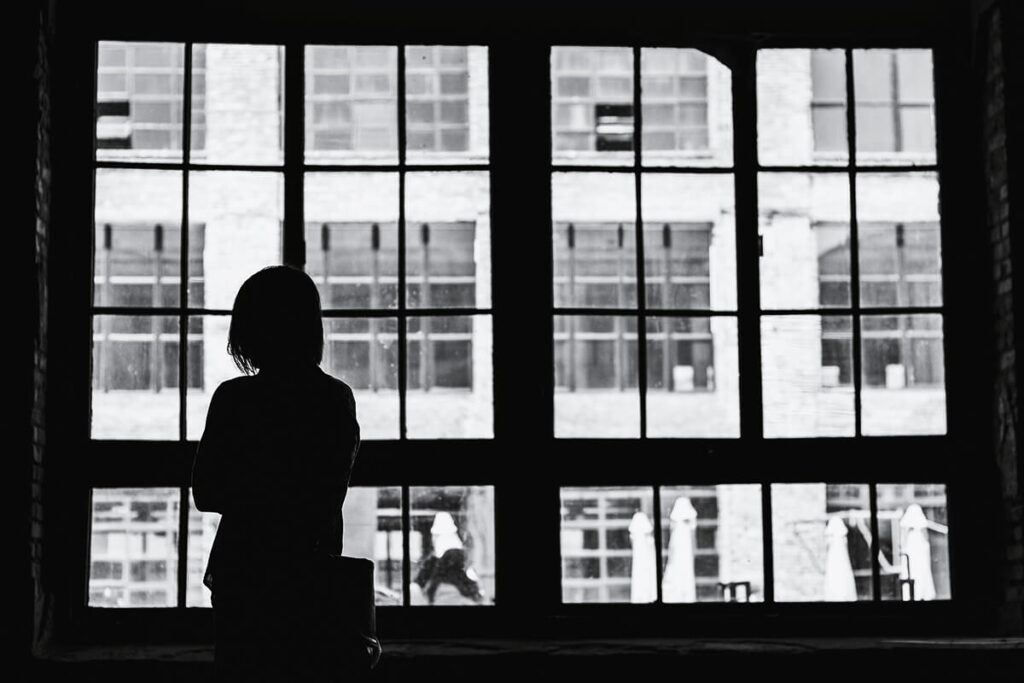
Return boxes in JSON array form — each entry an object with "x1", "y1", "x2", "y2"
[
  {"x1": 757, "y1": 164, "x2": 938, "y2": 173},
  {"x1": 553, "y1": 307, "x2": 736, "y2": 317},
  {"x1": 79, "y1": 601, "x2": 964, "y2": 643},
  {"x1": 550, "y1": 164, "x2": 735, "y2": 174},
  {"x1": 83, "y1": 436, "x2": 956, "y2": 488},
  {"x1": 303, "y1": 163, "x2": 490, "y2": 172},
  {"x1": 761, "y1": 306, "x2": 944, "y2": 316},
  {"x1": 321, "y1": 307, "x2": 492, "y2": 317},
  {"x1": 96, "y1": 161, "x2": 287, "y2": 173},
  {"x1": 91, "y1": 307, "x2": 231, "y2": 316}
]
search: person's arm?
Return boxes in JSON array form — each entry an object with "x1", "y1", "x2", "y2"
[
  {"x1": 191, "y1": 383, "x2": 237, "y2": 513},
  {"x1": 316, "y1": 382, "x2": 361, "y2": 556}
]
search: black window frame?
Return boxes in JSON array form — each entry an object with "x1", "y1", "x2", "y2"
[{"x1": 48, "y1": 4, "x2": 992, "y2": 644}]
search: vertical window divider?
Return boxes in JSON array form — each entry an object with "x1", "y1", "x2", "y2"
[
  {"x1": 283, "y1": 43, "x2": 305, "y2": 267},
  {"x1": 734, "y1": 47, "x2": 770, "y2": 602},
  {"x1": 398, "y1": 45, "x2": 408, "y2": 440},
  {"x1": 846, "y1": 49, "x2": 864, "y2": 437},
  {"x1": 633, "y1": 47, "x2": 648, "y2": 439},
  {"x1": 401, "y1": 485, "x2": 411, "y2": 607},
  {"x1": 177, "y1": 41, "x2": 194, "y2": 610},
  {"x1": 651, "y1": 484, "x2": 664, "y2": 603},
  {"x1": 869, "y1": 482, "x2": 882, "y2": 601}
]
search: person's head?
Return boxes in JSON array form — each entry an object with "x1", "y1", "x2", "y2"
[{"x1": 227, "y1": 265, "x2": 324, "y2": 375}]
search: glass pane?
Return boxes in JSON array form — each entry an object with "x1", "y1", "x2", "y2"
[
  {"x1": 552, "y1": 47, "x2": 634, "y2": 166},
  {"x1": 561, "y1": 487, "x2": 655, "y2": 603},
  {"x1": 555, "y1": 315, "x2": 641, "y2": 438},
  {"x1": 646, "y1": 317, "x2": 739, "y2": 438},
  {"x1": 772, "y1": 483, "x2": 872, "y2": 602},
  {"x1": 900, "y1": 106, "x2": 937, "y2": 154},
  {"x1": 641, "y1": 49, "x2": 729, "y2": 166},
  {"x1": 553, "y1": 173, "x2": 636, "y2": 308},
  {"x1": 861, "y1": 314, "x2": 946, "y2": 435},
  {"x1": 854, "y1": 49, "x2": 936, "y2": 162},
  {"x1": 305, "y1": 45, "x2": 397, "y2": 165},
  {"x1": 189, "y1": 172, "x2": 284, "y2": 310},
  {"x1": 855, "y1": 104, "x2": 896, "y2": 152},
  {"x1": 97, "y1": 42, "x2": 184, "y2": 162},
  {"x1": 759, "y1": 173, "x2": 851, "y2": 310},
  {"x1": 757, "y1": 49, "x2": 848, "y2": 165},
  {"x1": 186, "y1": 315, "x2": 239, "y2": 440},
  {"x1": 305, "y1": 173, "x2": 400, "y2": 310},
  {"x1": 406, "y1": 316, "x2": 493, "y2": 439},
  {"x1": 405, "y1": 172, "x2": 491, "y2": 309},
  {"x1": 94, "y1": 170, "x2": 183, "y2": 307},
  {"x1": 342, "y1": 487, "x2": 403, "y2": 605},
  {"x1": 857, "y1": 173, "x2": 941, "y2": 307},
  {"x1": 642, "y1": 174, "x2": 735, "y2": 310},
  {"x1": 762, "y1": 315, "x2": 855, "y2": 437},
  {"x1": 324, "y1": 317, "x2": 399, "y2": 440},
  {"x1": 406, "y1": 46, "x2": 488, "y2": 163},
  {"x1": 92, "y1": 315, "x2": 180, "y2": 440},
  {"x1": 89, "y1": 488, "x2": 180, "y2": 607},
  {"x1": 877, "y1": 484, "x2": 951, "y2": 600},
  {"x1": 410, "y1": 486, "x2": 495, "y2": 606},
  {"x1": 191, "y1": 44, "x2": 283, "y2": 165},
  {"x1": 186, "y1": 491, "x2": 219, "y2": 607},
  {"x1": 659, "y1": 485, "x2": 763, "y2": 602}
]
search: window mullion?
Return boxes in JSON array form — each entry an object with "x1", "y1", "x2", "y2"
[
  {"x1": 176, "y1": 40, "x2": 194, "y2": 610},
  {"x1": 488, "y1": 42, "x2": 559, "y2": 618},
  {"x1": 731, "y1": 44, "x2": 770, "y2": 601},
  {"x1": 283, "y1": 43, "x2": 306, "y2": 268}
]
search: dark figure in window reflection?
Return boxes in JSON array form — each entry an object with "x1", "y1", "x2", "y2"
[
  {"x1": 192, "y1": 265, "x2": 361, "y2": 681},
  {"x1": 410, "y1": 511, "x2": 486, "y2": 605}
]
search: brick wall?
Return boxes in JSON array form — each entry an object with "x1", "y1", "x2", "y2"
[
  {"x1": 29, "y1": 0, "x2": 55, "y2": 656},
  {"x1": 983, "y1": 1, "x2": 1024, "y2": 632}
]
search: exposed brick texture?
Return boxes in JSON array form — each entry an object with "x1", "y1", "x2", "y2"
[
  {"x1": 983, "y1": 2, "x2": 1024, "y2": 631},
  {"x1": 30, "y1": 0, "x2": 54, "y2": 656}
]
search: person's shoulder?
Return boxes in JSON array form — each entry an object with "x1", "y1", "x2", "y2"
[
  {"x1": 318, "y1": 368, "x2": 355, "y2": 398},
  {"x1": 211, "y1": 375, "x2": 255, "y2": 401}
]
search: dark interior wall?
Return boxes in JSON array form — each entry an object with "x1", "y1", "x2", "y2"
[
  {"x1": 980, "y1": 0, "x2": 1024, "y2": 632},
  {"x1": 19, "y1": 0, "x2": 55, "y2": 665}
]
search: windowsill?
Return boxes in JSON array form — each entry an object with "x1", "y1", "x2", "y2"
[{"x1": 34, "y1": 635, "x2": 1024, "y2": 664}]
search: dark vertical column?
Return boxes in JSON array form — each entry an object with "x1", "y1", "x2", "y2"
[
  {"x1": 397, "y1": 46, "x2": 408, "y2": 438},
  {"x1": 283, "y1": 43, "x2": 305, "y2": 268},
  {"x1": 633, "y1": 46, "x2": 648, "y2": 439},
  {"x1": 177, "y1": 41, "x2": 194, "y2": 610},
  {"x1": 489, "y1": 42, "x2": 556, "y2": 627},
  {"x1": 732, "y1": 46, "x2": 771, "y2": 602},
  {"x1": 847, "y1": 49, "x2": 864, "y2": 436}
]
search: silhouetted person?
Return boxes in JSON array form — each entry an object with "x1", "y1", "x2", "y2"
[{"x1": 192, "y1": 265, "x2": 360, "y2": 682}]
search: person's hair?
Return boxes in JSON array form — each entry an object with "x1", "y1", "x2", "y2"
[{"x1": 227, "y1": 265, "x2": 324, "y2": 375}]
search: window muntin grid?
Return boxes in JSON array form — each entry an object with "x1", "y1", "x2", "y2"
[{"x1": 79, "y1": 38, "x2": 958, "y2": 626}]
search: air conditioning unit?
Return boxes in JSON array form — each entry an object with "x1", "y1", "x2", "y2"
[{"x1": 96, "y1": 98, "x2": 132, "y2": 149}]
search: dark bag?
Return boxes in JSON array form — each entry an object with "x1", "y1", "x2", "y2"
[{"x1": 321, "y1": 555, "x2": 383, "y2": 677}]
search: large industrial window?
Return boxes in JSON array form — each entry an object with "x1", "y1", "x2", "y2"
[{"x1": 71, "y1": 25, "x2": 965, "y2": 639}]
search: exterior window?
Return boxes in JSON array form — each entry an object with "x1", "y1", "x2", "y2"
[
  {"x1": 553, "y1": 222, "x2": 715, "y2": 392},
  {"x1": 811, "y1": 49, "x2": 935, "y2": 154},
  {"x1": 551, "y1": 47, "x2": 711, "y2": 155},
  {"x1": 306, "y1": 46, "x2": 397, "y2": 152},
  {"x1": 817, "y1": 222, "x2": 943, "y2": 388},
  {"x1": 96, "y1": 42, "x2": 206, "y2": 154},
  {"x1": 92, "y1": 222, "x2": 204, "y2": 392},
  {"x1": 307, "y1": 45, "x2": 472, "y2": 154}
]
